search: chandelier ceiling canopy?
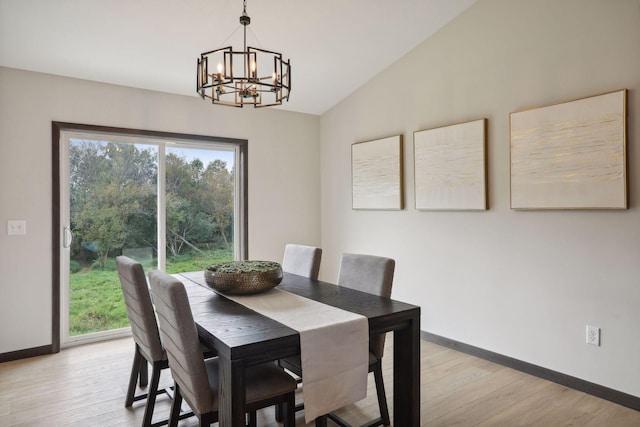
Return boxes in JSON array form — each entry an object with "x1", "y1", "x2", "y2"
[{"x1": 196, "y1": 0, "x2": 291, "y2": 108}]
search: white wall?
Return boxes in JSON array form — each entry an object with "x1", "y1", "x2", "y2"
[
  {"x1": 320, "y1": 0, "x2": 640, "y2": 396},
  {"x1": 0, "y1": 67, "x2": 320, "y2": 353}
]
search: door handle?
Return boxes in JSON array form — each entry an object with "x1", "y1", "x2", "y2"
[{"x1": 63, "y1": 227, "x2": 73, "y2": 248}]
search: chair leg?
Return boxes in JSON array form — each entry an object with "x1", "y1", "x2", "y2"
[
  {"x1": 200, "y1": 412, "x2": 217, "y2": 427},
  {"x1": 139, "y1": 354, "x2": 149, "y2": 388},
  {"x1": 275, "y1": 402, "x2": 283, "y2": 422},
  {"x1": 126, "y1": 345, "x2": 144, "y2": 407},
  {"x1": 248, "y1": 411, "x2": 257, "y2": 427},
  {"x1": 326, "y1": 413, "x2": 350, "y2": 427},
  {"x1": 326, "y1": 363, "x2": 389, "y2": 427},
  {"x1": 372, "y1": 361, "x2": 390, "y2": 427},
  {"x1": 315, "y1": 415, "x2": 328, "y2": 427},
  {"x1": 284, "y1": 393, "x2": 295, "y2": 427},
  {"x1": 142, "y1": 361, "x2": 163, "y2": 427},
  {"x1": 168, "y1": 383, "x2": 182, "y2": 427}
]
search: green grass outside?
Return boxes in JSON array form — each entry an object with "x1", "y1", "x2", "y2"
[{"x1": 69, "y1": 248, "x2": 233, "y2": 336}]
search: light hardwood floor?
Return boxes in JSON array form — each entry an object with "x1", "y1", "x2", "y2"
[{"x1": 1, "y1": 336, "x2": 639, "y2": 426}]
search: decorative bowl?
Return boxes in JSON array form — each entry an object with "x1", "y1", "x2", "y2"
[{"x1": 204, "y1": 260, "x2": 283, "y2": 295}]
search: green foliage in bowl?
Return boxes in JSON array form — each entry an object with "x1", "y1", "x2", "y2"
[
  {"x1": 204, "y1": 260, "x2": 283, "y2": 294},
  {"x1": 206, "y1": 260, "x2": 281, "y2": 274}
]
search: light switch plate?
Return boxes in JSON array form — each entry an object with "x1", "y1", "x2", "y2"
[{"x1": 8, "y1": 220, "x2": 27, "y2": 235}]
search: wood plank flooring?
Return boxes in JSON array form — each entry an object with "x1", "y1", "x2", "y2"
[{"x1": 1, "y1": 336, "x2": 639, "y2": 426}]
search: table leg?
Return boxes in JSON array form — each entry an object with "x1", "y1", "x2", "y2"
[
  {"x1": 393, "y1": 316, "x2": 420, "y2": 426},
  {"x1": 218, "y1": 356, "x2": 246, "y2": 427}
]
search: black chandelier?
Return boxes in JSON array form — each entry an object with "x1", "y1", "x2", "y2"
[{"x1": 196, "y1": 0, "x2": 291, "y2": 108}]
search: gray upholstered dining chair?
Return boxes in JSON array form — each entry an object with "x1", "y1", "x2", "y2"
[
  {"x1": 282, "y1": 243, "x2": 322, "y2": 280},
  {"x1": 116, "y1": 255, "x2": 176, "y2": 427},
  {"x1": 331, "y1": 253, "x2": 395, "y2": 427},
  {"x1": 278, "y1": 253, "x2": 395, "y2": 427},
  {"x1": 148, "y1": 270, "x2": 297, "y2": 427}
]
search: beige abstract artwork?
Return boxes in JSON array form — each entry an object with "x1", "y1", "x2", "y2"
[
  {"x1": 510, "y1": 90, "x2": 626, "y2": 209},
  {"x1": 352, "y1": 135, "x2": 403, "y2": 210},
  {"x1": 414, "y1": 119, "x2": 487, "y2": 210}
]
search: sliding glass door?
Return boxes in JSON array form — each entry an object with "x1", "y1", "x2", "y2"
[{"x1": 56, "y1": 125, "x2": 247, "y2": 346}]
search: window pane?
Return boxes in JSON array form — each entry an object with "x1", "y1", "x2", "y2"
[
  {"x1": 68, "y1": 138, "x2": 158, "y2": 336},
  {"x1": 164, "y1": 146, "x2": 235, "y2": 273}
]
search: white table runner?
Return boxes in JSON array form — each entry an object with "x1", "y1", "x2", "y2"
[{"x1": 226, "y1": 288, "x2": 369, "y2": 422}]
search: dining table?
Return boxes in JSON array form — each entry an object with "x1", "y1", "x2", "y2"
[{"x1": 176, "y1": 270, "x2": 421, "y2": 427}]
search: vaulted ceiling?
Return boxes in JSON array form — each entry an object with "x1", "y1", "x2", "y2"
[{"x1": 0, "y1": 0, "x2": 477, "y2": 115}]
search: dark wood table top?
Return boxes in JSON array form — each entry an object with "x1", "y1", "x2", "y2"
[
  {"x1": 177, "y1": 271, "x2": 296, "y2": 362},
  {"x1": 178, "y1": 271, "x2": 419, "y2": 361},
  {"x1": 276, "y1": 271, "x2": 420, "y2": 334}
]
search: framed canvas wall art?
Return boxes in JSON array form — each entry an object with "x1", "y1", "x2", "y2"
[
  {"x1": 413, "y1": 119, "x2": 487, "y2": 210},
  {"x1": 510, "y1": 90, "x2": 627, "y2": 210},
  {"x1": 351, "y1": 135, "x2": 404, "y2": 210}
]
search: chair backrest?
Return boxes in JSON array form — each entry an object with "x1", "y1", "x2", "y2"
[
  {"x1": 116, "y1": 256, "x2": 164, "y2": 362},
  {"x1": 149, "y1": 270, "x2": 214, "y2": 415},
  {"x1": 337, "y1": 253, "x2": 395, "y2": 359},
  {"x1": 282, "y1": 244, "x2": 322, "y2": 280}
]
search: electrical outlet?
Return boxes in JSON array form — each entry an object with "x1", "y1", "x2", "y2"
[
  {"x1": 586, "y1": 325, "x2": 600, "y2": 346},
  {"x1": 7, "y1": 220, "x2": 27, "y2": 235}
]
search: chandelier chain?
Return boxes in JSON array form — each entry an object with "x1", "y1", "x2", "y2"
[{"x1": 217, "y1": 25, "x2": 242, "y2": 50}]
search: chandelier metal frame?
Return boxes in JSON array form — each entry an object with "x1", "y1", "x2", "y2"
[{"x1": 196, "y1": 0, "x2": 291, "y2": 108}]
